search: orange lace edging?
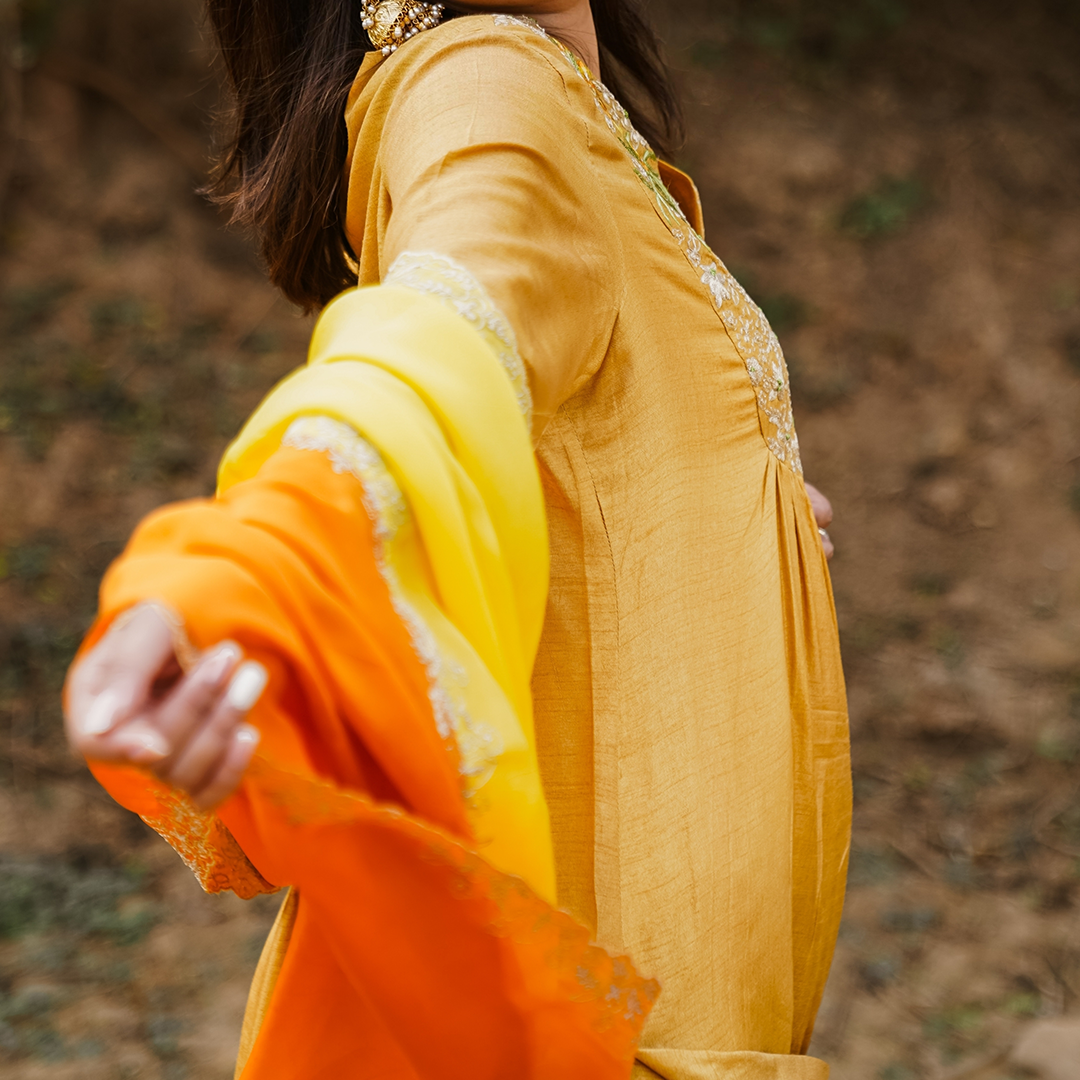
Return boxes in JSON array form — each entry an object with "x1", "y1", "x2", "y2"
[
  {"x1": 139, "y1": 780, "x2": 278, "y2": 900},
  {"x1": 248, "y1": 755, "x2": 659, "y2": 1062}
]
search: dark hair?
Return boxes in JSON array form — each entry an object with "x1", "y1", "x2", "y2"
[
  {"x1": 205, "y1": 2, "x2": 684, "y2": 312},
  {"x1": 591, "y1": 1, "x2": 683, "y2": 153}
]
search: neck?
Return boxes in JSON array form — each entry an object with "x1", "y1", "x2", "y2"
[
  {"x1": 451, "y1": 3, "x2": 600, "y2": 78},
  {"x1": 530, "y1": 5, "x2": 599, "y2": 77}
]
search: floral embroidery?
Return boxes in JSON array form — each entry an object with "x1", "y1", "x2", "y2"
[
  {"x1": 282, "y1": 415, "x2": 504, "y2": 798},
  {"x1": 385, "y1": 251, "x2": 533, "y2": 424},
  {"x1": 493, "y1": 16, "x2": 802, "y2": 473},
  {"x1": 492, "y1": 12, "x2": 545, "y2": 37}
]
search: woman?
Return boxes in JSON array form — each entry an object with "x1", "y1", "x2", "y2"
[{"x1": 65, "y1": 1, "x2": 850, "y2": 1077}]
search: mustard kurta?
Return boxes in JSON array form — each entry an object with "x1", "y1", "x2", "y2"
[{"x1": 343, "y1": 15, "x2": 852, "y2": 1078}]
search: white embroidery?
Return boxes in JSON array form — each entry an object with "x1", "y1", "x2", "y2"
[
  {"x1": 283, "y1": 415, "x2": 504, "y2": 794},
  {"x1": 385, "y1": 251, "x2": 533, "y2": 424},
  {"x1": 492, "y1": 12, "x2": 545, "y2": 37},
  {"x1": 492, "y1": 15, "x2": 803, "y2": 474}
]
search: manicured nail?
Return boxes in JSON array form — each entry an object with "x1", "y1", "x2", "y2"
[
  {"x1": 235, "y1": 724, "x2": 260, "y2": 747},
  {"x1": 119, "y1": 729, "x2": 170, "y2": 759},
  {"x1": 200, "y1": 642, "x2": 242, "y2": 687},
  {"x1": 138, "y1": 732, "x2": 170, "y2": 757},
  {"x1": 81, "y1": 688, "x2": 127, "y2": 736},
  {"x1": 225, "y1": 662, "x2": 268, "y2": 712}
]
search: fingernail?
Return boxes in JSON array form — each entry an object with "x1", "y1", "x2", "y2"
[
  {"x1": 120, "y1": 730, "x2": 170, "y2": 759},
  {"x1": 138, "y1": 732, "x2": 170, "y2": 758},
  {"x1": 81, "y1": 688, "x2": 127, "y2": 736},
  {"x1": 235, "y1": 724, "x2": 260, "y2": 747},
  {"x1": 200, "y1": 642, "x2": 242, "y2": 687},
  {"x1": 225, "y1": 662, "x2": 268, "y2": 712}
]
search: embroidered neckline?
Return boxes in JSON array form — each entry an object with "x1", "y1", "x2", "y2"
[{"x1": 493, "y1": 14, "x2": 802, "y2": 474}]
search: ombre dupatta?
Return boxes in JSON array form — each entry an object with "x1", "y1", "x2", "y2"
[{"x1": 84, "y1": 286, "x2": 658, "y2": 1079}]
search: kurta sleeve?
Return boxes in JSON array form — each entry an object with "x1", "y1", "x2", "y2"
[{"x1": 344, "y1": 19, "x2": 624, "y2": 438}]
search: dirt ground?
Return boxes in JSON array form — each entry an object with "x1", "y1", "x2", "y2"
[{"x1": 1, "y1": 1, "x2": 1079, "y2": 1077}]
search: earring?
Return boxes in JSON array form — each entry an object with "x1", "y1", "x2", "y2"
[{"x1": 361, "y1": 0, "x2": 446, "y2": 56}]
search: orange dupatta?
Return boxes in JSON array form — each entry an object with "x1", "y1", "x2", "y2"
[{"x1": 83, "y1": 287, "x2": 657, "y2": 1078}]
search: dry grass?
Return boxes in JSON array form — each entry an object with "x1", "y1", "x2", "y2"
[{"x1": 1, "y1": 0, "x2": 1079, "y2": 1076}]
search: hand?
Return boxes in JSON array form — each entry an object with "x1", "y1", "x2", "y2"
[
  {"x1": 64, "y1": 604, "x2": 266, "y2": 809},
  {"x1": 804, "y1": 481, "x2": 834, "y2": 560}
]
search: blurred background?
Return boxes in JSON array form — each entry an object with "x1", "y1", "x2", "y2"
[{"x1": 0, "y1": 0, "x2": 1078, "y2": 1077}]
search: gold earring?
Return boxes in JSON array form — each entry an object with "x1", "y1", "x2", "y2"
[{"x1": 361, "y1": 0, "x2": 446, "y2": 56}]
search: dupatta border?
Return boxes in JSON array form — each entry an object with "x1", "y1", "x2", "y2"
[
  {"x1": 247, "y1": 752, "x2": 660, "y2": 1061},
  {"x1": 282, "y1": 415, "x2": 505, "y2": 795},
  {"x1": 383, "y1": 250, "x2": 533, "y2": 426}
]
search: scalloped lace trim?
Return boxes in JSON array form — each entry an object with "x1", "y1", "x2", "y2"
[
  {"x1": 140, "y1": 785, "x2": 274, "y2": 899},
  {"x1": 249, "y1": 754, "x2": 660, "y2": 1061}
]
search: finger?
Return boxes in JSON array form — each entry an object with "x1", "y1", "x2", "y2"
[
  {"x1": 105, "y1": 719, "x2": 171, "y2": 766},
  {"x1": 67, "y1": 605, "x2": 178, "y2": 742},
  {"x1": 150, "y1": 642, "x2": 243, "y2": 762},
  {"x1": 190, "y1": 725, "x2": 261, "y2": 810},
  {"x1": 804, "y1": 482, "x2": 834, "y2": 529},
  {"x1": 157, "y1": 662, "x2": 267, "y2": 795},
  {"x1": 819, "y1": 530, "x2": 835, "y2": 561}
]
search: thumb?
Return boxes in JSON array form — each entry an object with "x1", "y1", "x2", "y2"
[
  {"x1": 112, "y1": 719, "x2": 171, "y2": 764},
  {"x1": 79, "y1": 682, "x2": 141, "y2": 736},
  {"x1": 74, "y1": 604, "x2": 180, "y2": 739}
]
